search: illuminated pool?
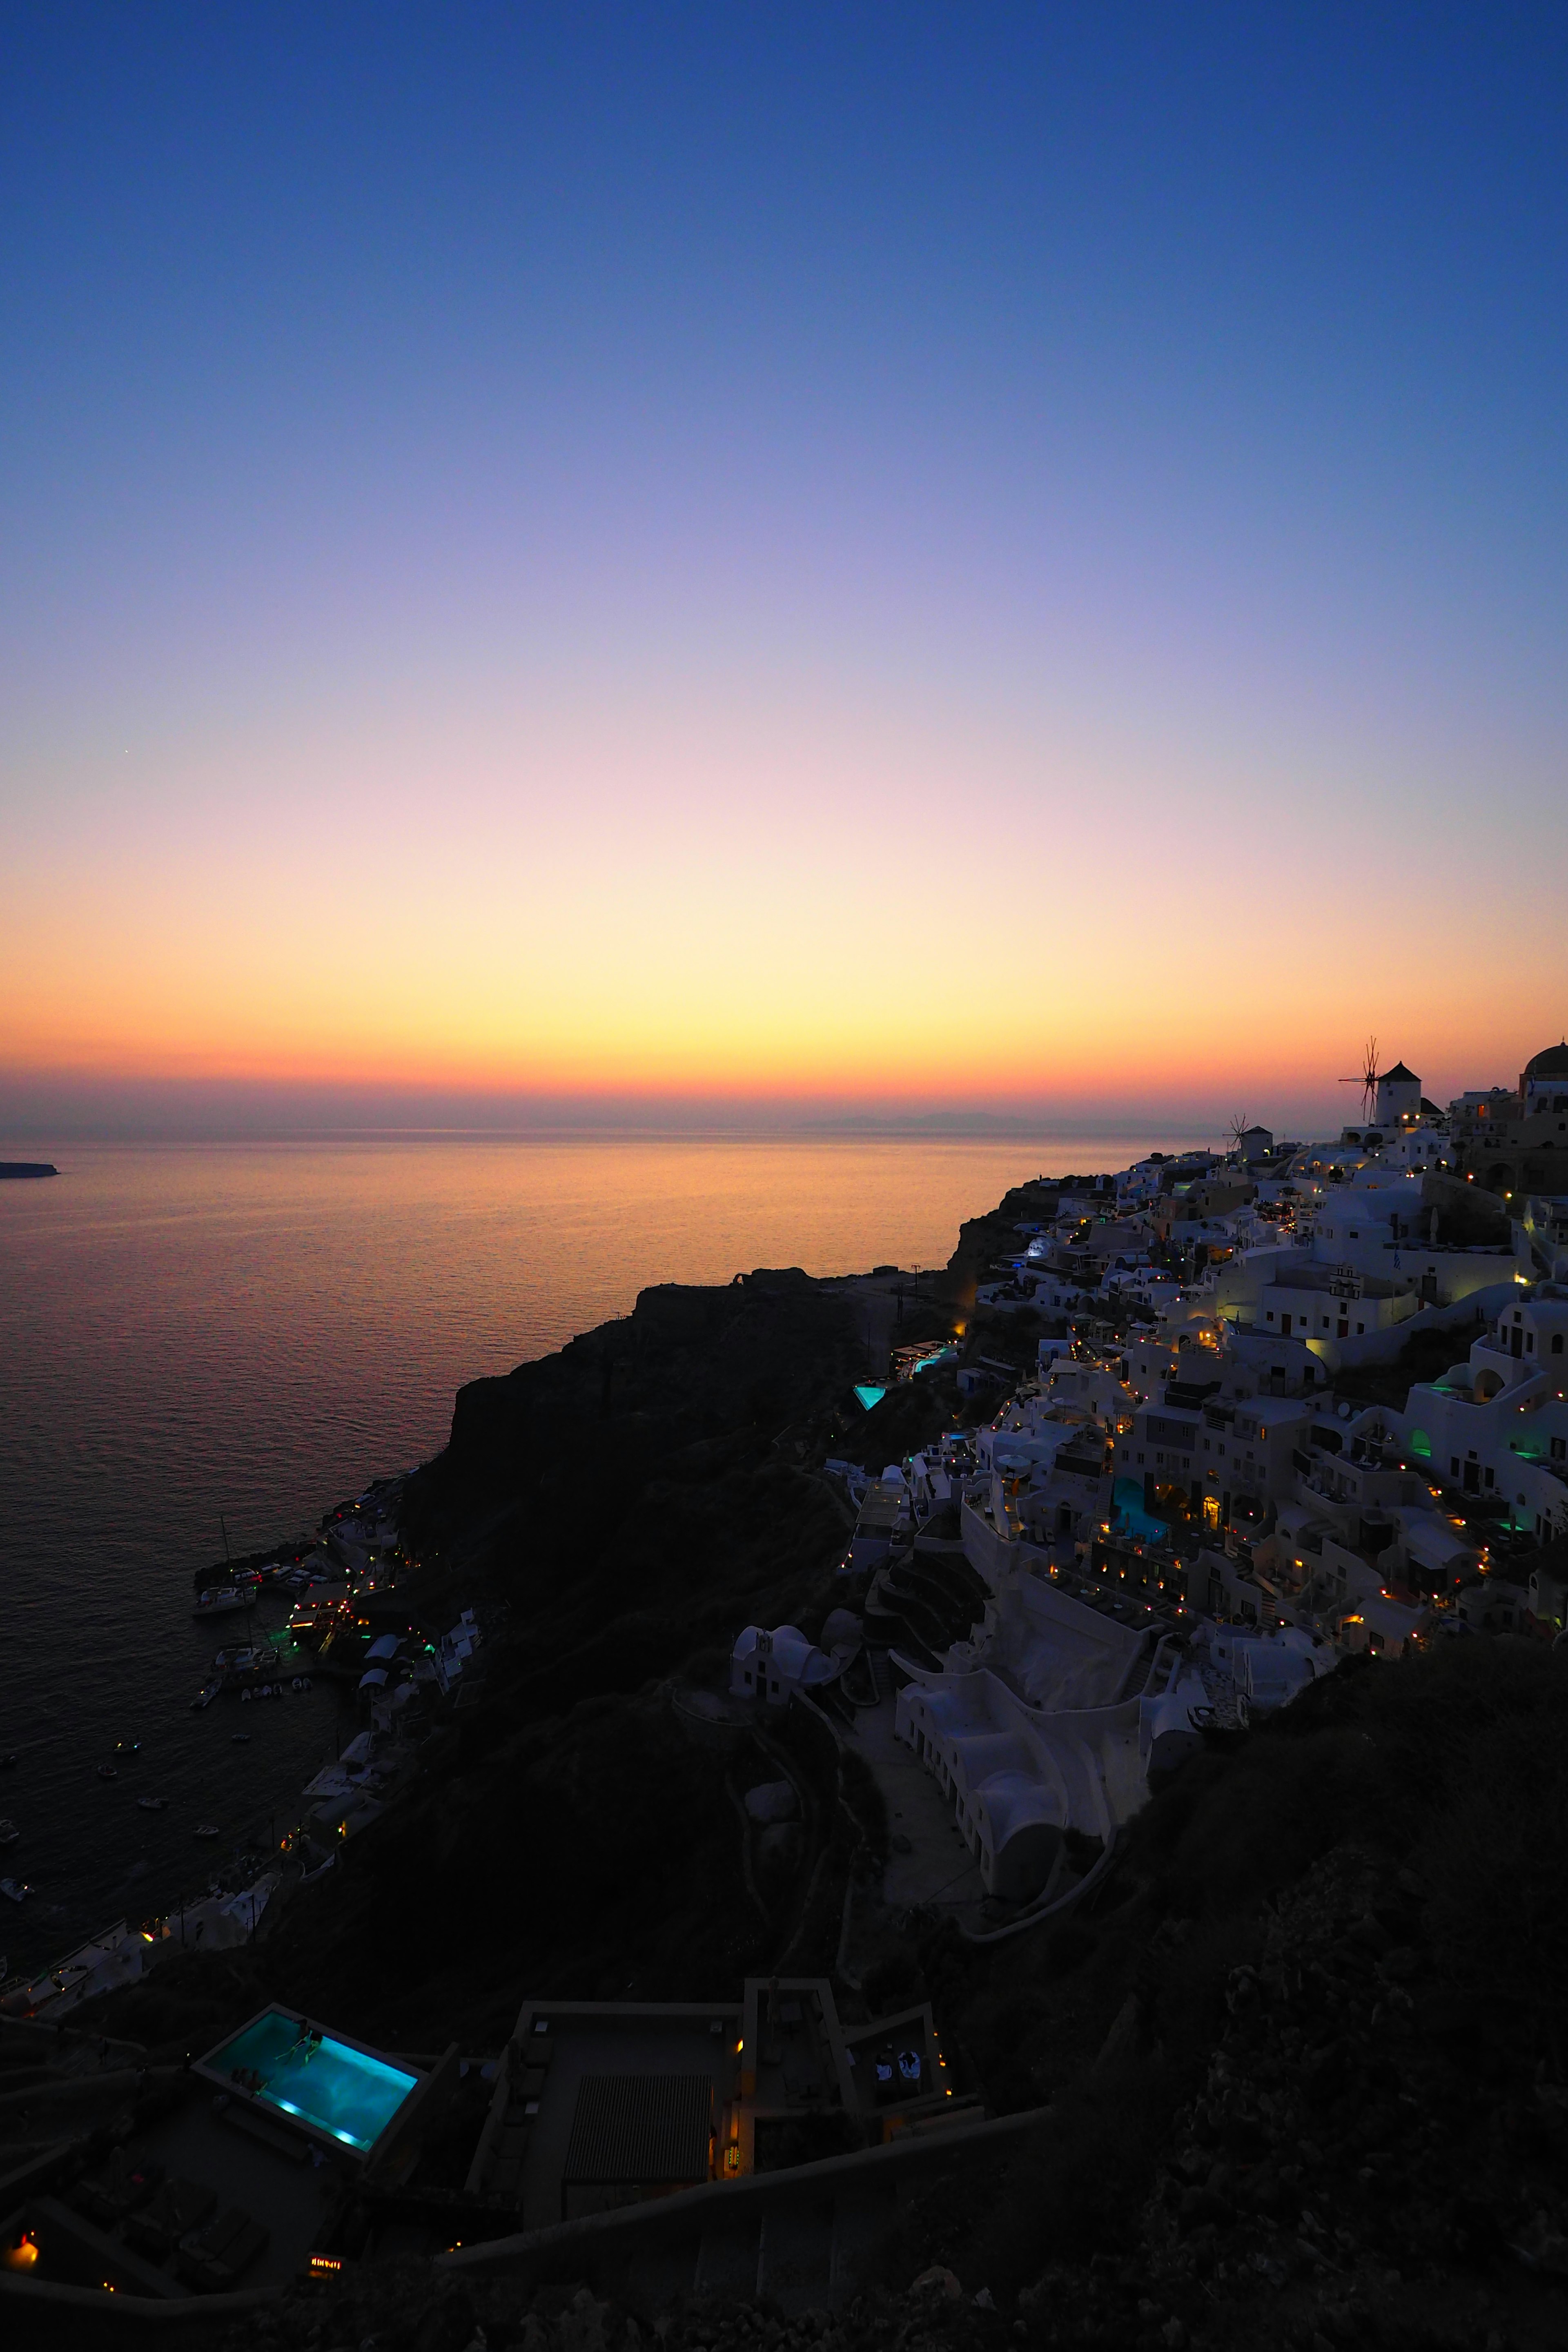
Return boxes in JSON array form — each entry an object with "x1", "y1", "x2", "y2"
[
  {"x1": 1111, "y1": 1476, "x2": 1168, "y2": 1543},
  {"x1": 203, "y1": 2009, "x2": 418, "y2": 2153}
]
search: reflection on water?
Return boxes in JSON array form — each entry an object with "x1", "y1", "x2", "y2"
[{"x1": 0, "y1": 1131, "x2": 1184, "y2": 1966}]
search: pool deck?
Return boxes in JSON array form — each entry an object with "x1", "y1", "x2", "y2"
[{"x1": 121, "y1": 2082, "x2": 343, "y2": 2287}]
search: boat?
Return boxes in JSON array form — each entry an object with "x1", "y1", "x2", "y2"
[
  {"x1": 193, "y1": 1585, "x2": 253, "y2": 1621},
  {"x1": 135, "y1": 1796, "x2": 168, "y2": 1812},
  {"x1": 231, "y1": 1733, "x2": 251, "y2": 1745},
  {"x1": 0, "y1": 1753, "x2": 17, "y2": 1769},
  {"x1": 0, "y1": 1879, "x2": 31, "y2": 1904},
  {"x1": 189, "y1": 1678, "x2": 221, "y2": 1711},
  {"x1": 193, "y1": 1824, "x2": 221, "y2": 1840},
  {"x1": 113, "y1": 1740, "x2": 140, "y2": 1757},
  {"x1": 97, "y1": 1764, "x2": 118, "y2": 1781},
  {"x1": 0, "y1": 1822, "x2": 17, "y2": 1848}
]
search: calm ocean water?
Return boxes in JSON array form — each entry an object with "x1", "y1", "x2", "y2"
[{"x1": 0, "y1": 1131, "x2": 1182, "y2": 1973}]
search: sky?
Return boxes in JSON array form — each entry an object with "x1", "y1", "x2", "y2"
[{"x1": 3, "y1": 2, "x2": 1567, "y2": 1137}]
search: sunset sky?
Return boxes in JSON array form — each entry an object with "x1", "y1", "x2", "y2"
[{"x1": 4, "y1": 4, "x2": 1567, "y2": 1135}]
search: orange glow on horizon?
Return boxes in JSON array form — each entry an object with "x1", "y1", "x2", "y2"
[{"x1": 4, "y1": 675, "x2": 1560, "y2": 1119}]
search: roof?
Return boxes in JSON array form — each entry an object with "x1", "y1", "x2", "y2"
[
  {"x1": 1378, "y1": 1061, "x2": 1420, "y2": 1084},
  {"x1": 1525, "y1": 1041, "x2": 1568, "y2": 1079},
  {"x1": 563, "y1": 2073, "x2": 713, "y2": 2187},
  {"x1": 730, "y1": 1623, "x2": 833, "y2": 1679}
]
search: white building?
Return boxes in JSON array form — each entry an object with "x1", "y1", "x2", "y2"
[
  {"x1": 731, "y1": 1624, "x2": 847, "y2": 1706},
  {"x1": 1373, "y1": 1060, "x2": 1424, "y2": 1126},
  {"x1": 1521, "y1": 1041, "x2": 1568, "y2": 1117},
  {"x1": 893, "y1": 1577, "x2": 1169, "y2": 1899},
  {"x1": 1396, "y1": 1287, "x2": 1568, "y2": 1545}
]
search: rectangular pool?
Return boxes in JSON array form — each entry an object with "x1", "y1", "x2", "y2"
[{"x1": 203, "y1": 2009, "x2": 418, "y2": 2153}]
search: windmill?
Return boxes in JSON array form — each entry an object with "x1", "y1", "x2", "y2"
[
  {"x1": 1227, "y1": 1113, "x2": 1252, "y2": 1158},
  {"x1": 1339, "y1": 1036, "x2": 1379, "y2": 1121}
]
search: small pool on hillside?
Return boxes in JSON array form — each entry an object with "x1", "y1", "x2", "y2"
[
  {"x1": 203, "y1": 2009, "x2": 418, "y2": 2152},
  {"x1": 1111, "y1": 1476, "x2": 1168, "y2": 1544}
]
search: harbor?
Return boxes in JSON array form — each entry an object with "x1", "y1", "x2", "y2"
[{"x1": 0, "y1": 1476, "x2": 486, "y2": 2014}]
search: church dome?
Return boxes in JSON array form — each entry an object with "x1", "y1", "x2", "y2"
[{"x1": 1524, "y1": 1041, "x2": 1568, "y2": 1080}]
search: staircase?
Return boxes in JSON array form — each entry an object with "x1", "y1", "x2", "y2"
[
  {"x1": 864, "y1": 1552, "x2": 986, "y2": 1668},
  {"x1": 688, "y1": 2184, "x2": 904, "y2": 2311}
]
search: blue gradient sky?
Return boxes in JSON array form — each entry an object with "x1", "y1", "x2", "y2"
[{"x1": 3, "y1": 4, "x2": 1567, "y2": 1135}]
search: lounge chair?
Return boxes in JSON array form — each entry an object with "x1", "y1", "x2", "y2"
[
  {"x1": 73, "y1": 2145, "x2": 162, "y2": 2227},
  {"x1": 178, "y1": 2202, "x2": 270, "y2": 2289}
]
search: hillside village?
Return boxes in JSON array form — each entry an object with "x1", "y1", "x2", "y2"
[{"x1": 731, "y1": 1042, "x2": 1568, "y2": 1928}]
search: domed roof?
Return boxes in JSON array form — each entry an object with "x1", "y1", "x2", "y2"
[{"x1": 1525, "y1": 1040, "x2": 1568, "y2": 1079}]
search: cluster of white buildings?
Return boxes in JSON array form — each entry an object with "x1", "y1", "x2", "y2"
[{"x1": 727, "y1": 1044, "x2": 1568, "y2": 1914}]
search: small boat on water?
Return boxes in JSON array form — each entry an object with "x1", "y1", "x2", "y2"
[
  {"x1": 96, "y1": 1764, "x2": 118, "y2": 1781},
  {"x1": 213, "y1": 1644, "x2": 264, "y2": 1679},
  {"x1": 114, "y1": 1740, "x2": 141, "y2": 1757},
  {"x1": 0, "y1": 1878, "x2": 31, "y2": 1904},
  {"x1": 193, "y1": 1584, "x2": 253, "y2": 1621},
  {"x1": 231, "y1": 1733, "x2": 251, "y2": 1745},
  {"x1": 193, "y1": 1824, "x2": 221, "y2": 1840},
  {"x1": 0, "y1": 1821, "x2": 17, "y2": 1848},
  {"x1": 0, "y1": 1753, "x2": 17, "y2": 1770},
  {"x1": 189, "y1": 1678, "x2": 221, "y2": 1711},
  {"x1": 135, "y1": 1796, "x2": 168, "y2": 1813}
]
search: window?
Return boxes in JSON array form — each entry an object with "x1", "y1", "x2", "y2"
[{"x1": 1554, "y1": 1335, "x2": 1564, "y2": 1356}]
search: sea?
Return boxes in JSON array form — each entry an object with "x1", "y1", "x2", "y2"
[{"x1": 0, "y1": 1131, "x2": 1188, "y2": 1978}]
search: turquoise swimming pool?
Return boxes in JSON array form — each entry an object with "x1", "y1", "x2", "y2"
[
  {"x1": 1111, "y1": 1475, "x2": 1169, "y2": 1544},
  {"x1": 204, "y1": 2009, "x2": 417, "y2": 2152}
]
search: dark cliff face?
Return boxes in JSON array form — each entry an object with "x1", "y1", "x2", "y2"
[
  {"x1": 243, "y1": 1270, "x2": 867, "y2": 2037},
  {"x1": 429, "y1": 1267, "x2": 860, "y2": 1529},
  {"x1": 398, "y1": 1265, "x2": 866, "y2": 1722},
  {"x1": 408, "y1": 1270, "x2": 862, "y2": 1621}
]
